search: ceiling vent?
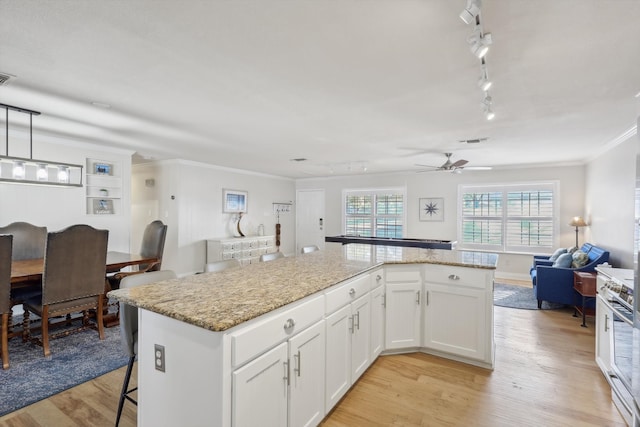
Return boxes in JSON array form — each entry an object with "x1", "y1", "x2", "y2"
[
  {"x1": 458, "y1": 137, "x2": 488, "y2": 144},
  {"x1": 0, "y1": 72, "x2": 16, "y2": 86}
]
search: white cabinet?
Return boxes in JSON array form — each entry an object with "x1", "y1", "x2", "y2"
[
  {"x1": 325, "y1": 292, "x2": 371, "y2": 411},
  {"x1": 595, "y1": 293, "x2": 613, "y2": 373},
  {"x1": 207, "y1": 236, "x2": 275, "y2": 266},
  {"x1": 370, "y1": 271, "x2": 385, "y2": 358},
  {"x1": 288, "y1": 321, "x2": 326, "y2": 427},
  {"x1": 232, "y1": 320, "x2": 325, "y2": 427},
  {"x1": 233, "y1": 342, "x2": 288, "y2": 427},
  {"x1": 385, "y1": 267, "x2": 422, "y2": 350},
  {"x1": 422, "y1": 264, "x2": 492, "y2": 364}
]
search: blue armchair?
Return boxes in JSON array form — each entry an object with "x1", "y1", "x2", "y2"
[{"x1": 530, "y1": 243, "x2": 609, "y2": 309}]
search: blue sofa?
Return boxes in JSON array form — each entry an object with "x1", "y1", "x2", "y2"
[{"x1": 530, "y1": 243, "x2": 610, "y2": 309}]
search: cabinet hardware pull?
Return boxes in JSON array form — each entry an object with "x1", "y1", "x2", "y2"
[
  {"x1": 294, "y1": 351, "x2": 301, "y2": 377},
  {"x1": 284, "y1": 360, "x2": 290, "y2": 386},
  {"x1": 416, "y1": 291, "x2": 420, "y2": 305},
  {"x1": 604, "y1": 314, "x2": 609, "y2": 332},
  {"x1": 355, "y1": 311, "x2": 360, "y2": 330},
  {"x1": 448, "y1": 274, "x2": 460, "y2": 280},
  {"x1": 349, "y1": 288, "x2": 356, "y2": 296},
  {"x1": 382, "y1": 293, "x2": 386, "y2": 307},
  {"x1": 426, "y1": 290, "x2": 429, "y2": 306},
  {"x1": 349, "y1": 315, "x2": 354, "y2": 333},
  {"x1": 284, "y1": 318, "x2": 295, "y2": 330},
  {"x1": 376, "y1": 274, "x2": 382, "y2": 282}
]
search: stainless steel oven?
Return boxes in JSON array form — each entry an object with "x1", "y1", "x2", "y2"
[{"x1": 598, "y1": 275, "x2": 635, "y2": 424}]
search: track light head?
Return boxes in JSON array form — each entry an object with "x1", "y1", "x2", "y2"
[
  {"x1": 460, "y1": 0, "x2": 481, "y2": 25},
  {"x1": 478, "y1": 67, "x2": 492, "y2": 91},
  {"x1": 481, "y1": 93, "x2": 495, "y2": 120}
]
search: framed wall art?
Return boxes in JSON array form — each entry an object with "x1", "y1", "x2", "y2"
[
  {"x1": 223, "y1": 189, "x2": 248, "y2": 213},
  {"x1": 419, "y1": 197, "x2": 444, "y2": 221}
]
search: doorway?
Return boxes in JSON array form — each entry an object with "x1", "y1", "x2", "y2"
[{"x1": 296, "y1": 189, "x2": 325, "y2": 253}]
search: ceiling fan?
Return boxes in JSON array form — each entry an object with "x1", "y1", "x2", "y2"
[{"x1": 415, "y1": 153, "x2": 492, "y2": 173}]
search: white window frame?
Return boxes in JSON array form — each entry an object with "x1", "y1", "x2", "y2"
[
  {"x1": 457, "y1": 181, "x2": 559, "y2": 254},
  {"x1": 342, "y1": 187, "x2": 406, "y2": 238}
]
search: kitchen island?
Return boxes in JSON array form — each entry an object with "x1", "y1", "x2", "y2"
[{"x1": 109, "y1": 244, "x2": 498, "y2": 427}]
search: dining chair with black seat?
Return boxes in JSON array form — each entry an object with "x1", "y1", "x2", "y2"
[
  {"x1": 0, "y1": 234, "x2": 13, "y2": 369},
  {"x1": 115, "y1": 269, "x2": 177, "y2": 427},
  {"x1": 301, "y1": 245, "x2": 320, "y2": 254},
  {"x1": 0, "y1": 221, "x2": 47, "y2": 261},
  {"x1": 204, "y1": 259, "x2": 241, "y2": 273},
  {"x1": 22, "y1": 224, "x2": 109, "y2": 357},
  {"x1": 0, "y1": 222, "x2": 47, "y2": 323},
  {"x1": 108, "y1": 220, "x2": 168, "y2": 290},
  {"x1": 259, "y1": 252, "x2": 285, "y2": 262}
]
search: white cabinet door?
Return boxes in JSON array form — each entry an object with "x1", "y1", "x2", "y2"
[
  {"x1": 325, "y1": 304, "x2": 352, "y2": 410},
  {"x1": 423, "y1": 283, "x2": 487, "y2": 361},
  {"x1": 595, "y1": 295, "x2": 613, "y2": 373},
  {"x1": 351, "y1": 294, "x2": 371, "y2": 382},
  {"x1": 385, "y1": 282, "x2": 422, "y2": 349},
  {"x1": 289, "y1": 321, "x2": 326, "y2": 427},
  {"x1": 232, "y1": 342, "x2": 288, "y2": 427},
  {"x1": 370, "y1": 284, "x2": 385, "y2": 358}
]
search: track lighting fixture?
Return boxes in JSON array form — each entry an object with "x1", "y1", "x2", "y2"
[
  {"x1": 460, "y1": 0, "x2": 481, "y2": 25},
  {"x1": 460, "y1": 2, "x2": 496, "y2": 120}
]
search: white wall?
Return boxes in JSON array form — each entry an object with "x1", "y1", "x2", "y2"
[
  {"x1": 0, "y1": 134, "x2": 133, "y2": 251},
  {"x1": 585, "y1": 135, "x2": 637, "y2": 268},
  {"x1": 296, "y1": 164, "x2": 586, "y2": 281},
  {"x1": 132, "y1": 160, "x2": 296, "y2": 275}
]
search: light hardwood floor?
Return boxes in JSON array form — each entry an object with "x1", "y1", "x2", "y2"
[{"x1": 0, "y1": 305, "x2": 626, "y2": 427}]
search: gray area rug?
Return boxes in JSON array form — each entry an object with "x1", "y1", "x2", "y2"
[
  {"x1": 0, "y1": 316, "x2": 127, "y2": 417},
  {"x1": 493, "y1": 282, "x2": 565, "y2": 310}
]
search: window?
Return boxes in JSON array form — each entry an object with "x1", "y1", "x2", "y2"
[
  {"x1": 344, "y1": 189, "x2": 404, "y2": 238},
  {"x1": 459, "y1": 182, "x2": 558, "y2": 253}
]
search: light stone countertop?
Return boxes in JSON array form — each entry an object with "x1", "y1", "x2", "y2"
[{"x1": 108, "y1": 243, "x2": 498, "y2": 332}]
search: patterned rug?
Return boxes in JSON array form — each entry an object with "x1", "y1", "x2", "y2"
[
  {"x1": 0, "y1": 316, "x2": 127, "y2": 417},
  {"x1": 493, "y1": 282, "x2": 565, "y2": 310}
]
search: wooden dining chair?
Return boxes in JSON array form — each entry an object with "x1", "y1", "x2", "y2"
[
  {"x1": 108, "y1": 220, "x2": 168, "y2": 289},
  {"x1": 22, "y1": 224, "x2": 109, "y2": 357},
  {"x1": 116, "y1": 270, "x2": 177, "y2": 427},
  {"x1": 204, "y1": 259, "x2": 241, "y2": 273},
  {"x1": 259, "y1": 252, "x2": 285, "y2": 262},
  {"x1": 0, "y1": 234, "x2": 13, "y2": 369}
]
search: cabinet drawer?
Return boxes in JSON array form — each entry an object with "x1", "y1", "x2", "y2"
[
  {"x1": 232, "y1": 295, "x2": 324, "y2": 367},
  {"x1": 325, "y1": 273, "x2": 370, "y2": 314},
  {"x1": 385, "y1": 268, "x2": 421, "y2": 283},
  {"x1": 424, "y1": 264, "x2": 491, "y2": 289}
]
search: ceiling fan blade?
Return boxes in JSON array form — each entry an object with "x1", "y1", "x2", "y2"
[
  {"x1": 464, "y1": 166, "x2": 492, "y2": 170},
  {"x1": 451, "y1": 159, "x2": 468, "y2": 168}
]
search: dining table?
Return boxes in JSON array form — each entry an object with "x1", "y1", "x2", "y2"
[{"x1": 10, "y1": 251, "x2": 160, "y2": 327}]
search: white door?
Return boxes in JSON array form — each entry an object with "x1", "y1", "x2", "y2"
[
  {"x1": 423, "y1": 284, "x2": 486, "y2": 361},
  {"x1": 296, "y1": 189, "x2": 325, "y2": 253},
  {"x1": 325, "y1": 304, "x2": 351, "y2": 411},
  {"x1": 385, "y1": 282, "x2": 422, "y2": 349},
  {"x1": 350, "y1": 294, "x2": 371, "y2": 382},
  {"x1": 289, "y1": 320, "x2": 326, "y2": 427},
  {"x1": 232, "y1": 342, "x2": 288, "y2": 427}
]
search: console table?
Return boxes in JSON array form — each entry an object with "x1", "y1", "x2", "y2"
[{"x1": 573, "y1": 271, "x2": 597, "y2": 327}]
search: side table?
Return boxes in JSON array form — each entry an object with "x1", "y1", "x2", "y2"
[{"x1": 573, "y1": 271, "x2": 597, "y2": 327}]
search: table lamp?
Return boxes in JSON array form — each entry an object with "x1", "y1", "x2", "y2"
[{"x1": 569, "y1": 216, "x2": 587, "y2": 248}]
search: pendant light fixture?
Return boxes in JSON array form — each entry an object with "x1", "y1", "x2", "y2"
[{"x1": 0, "y1": 103, "x2": 83, "y2": 187}]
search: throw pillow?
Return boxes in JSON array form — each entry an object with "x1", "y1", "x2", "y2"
[
  {"x1": 553, "y1": 252, "x2": 573, "y2": 268},
  {"x1": 572, "y1": 250, "x2": 589, "y2": 268},
  {"x1": 548, "y1": 247, "x2": 567, "y2": 262}
]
